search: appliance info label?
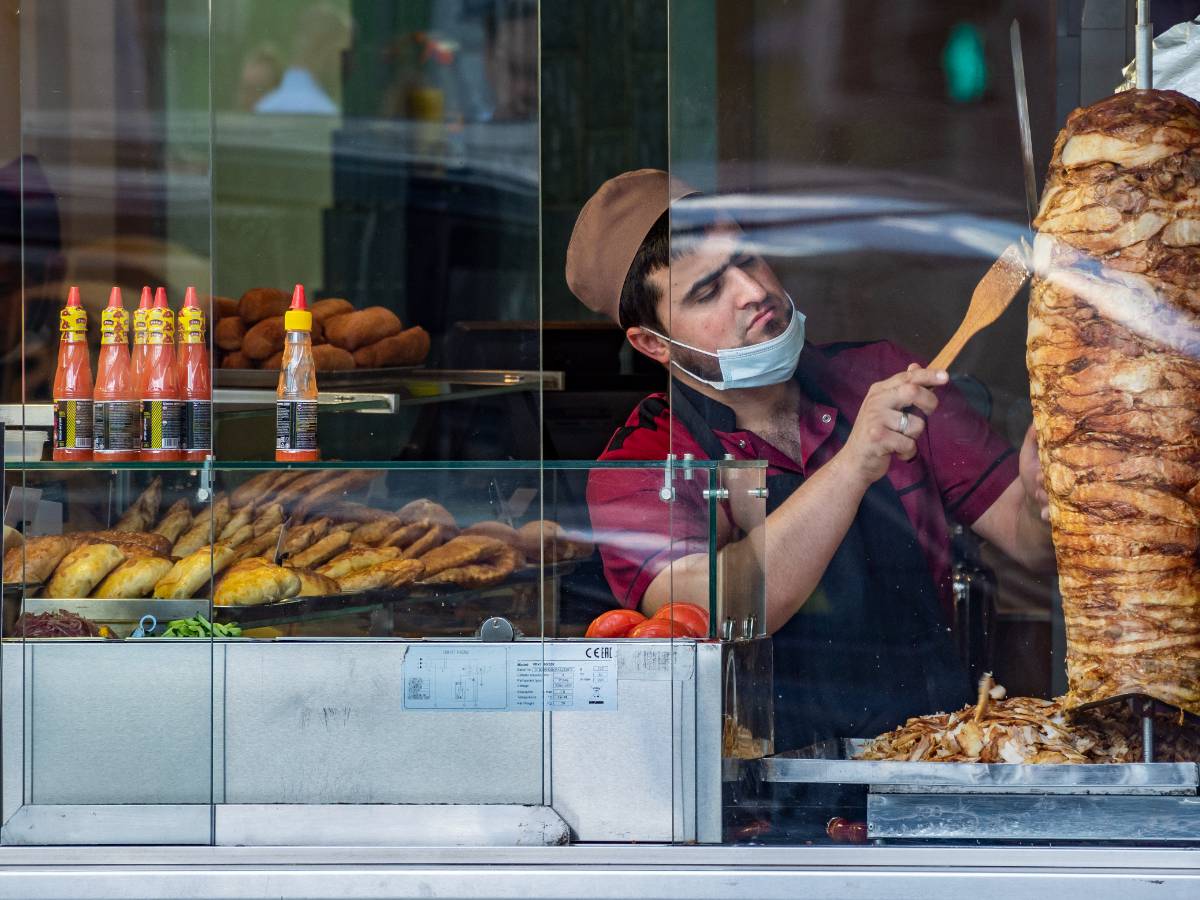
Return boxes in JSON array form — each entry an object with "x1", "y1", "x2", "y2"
[{"x1": 402, "y1": 644, "x2": 616, "y2": 712}]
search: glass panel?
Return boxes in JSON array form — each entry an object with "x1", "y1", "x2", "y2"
[
  {"x1": 209, "y1": 0, "x2": 542, "y2": 463},
  {"x1": 671, "y1": 0, "x2": 1200, "y2": 849},
  {"x1": 5, "y1": 0, "x2": 215, "y2": 845}
]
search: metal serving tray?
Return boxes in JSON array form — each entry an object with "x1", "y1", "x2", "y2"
[
  {"x1": 18, "y1": 598, "x2": 210, "y2": 635},
  {"x1": 744, "y1": 738, "x2": 1199, "y2": 796}
]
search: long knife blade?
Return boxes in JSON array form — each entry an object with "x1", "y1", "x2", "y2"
[{"x1": 1010, "y1": 19, "x2": 1038, "y2": 232}]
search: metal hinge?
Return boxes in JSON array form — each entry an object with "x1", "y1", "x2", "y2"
[
  {"x1": 702, "y1": 488, "x2": 730, "y2": 501},
  {"x1": 659, "y1": 453, "x2": 676, "y2": 502}
]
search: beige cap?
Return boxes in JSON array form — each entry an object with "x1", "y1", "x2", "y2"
[{"x1": 566, "y1": 168, "x2": 697, "y2": 323}]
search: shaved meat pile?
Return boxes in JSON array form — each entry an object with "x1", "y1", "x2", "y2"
[
  {"x1": 856, "y1": 695, "x2": 1200, "y2": 764},
  {"x1": 1028, "y1": 89, "x2": 1200, "y2": 714}
]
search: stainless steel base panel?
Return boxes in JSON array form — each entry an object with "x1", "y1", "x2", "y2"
[
  {"x1": 1, "y1": 638, "x2": 726, "y2": 845},
  {"x1": 0, "y1": 845, "x2": 1195, "y2": 899}
]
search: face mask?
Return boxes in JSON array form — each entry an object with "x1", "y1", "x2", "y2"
[{"x1": 644, "y1": 294, "x2": 806, "y2": 391}]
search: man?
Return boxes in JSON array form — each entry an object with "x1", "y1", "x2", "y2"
[{"x1": 569, "y1": 169, "x2": 1055, "y2": 750}]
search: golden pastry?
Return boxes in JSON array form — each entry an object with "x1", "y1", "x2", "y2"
[
  {"x1": 114, "y1": 477, "x2": 162, "y2": 532},
  {"x1": 417, "y1": 535, "x2": 506, "y2": 578},
  {"x1": 218, "y1": 507, "x2": 253, "y2": 542},
  {"x1": 92, "y1": 556, "x2": 174, "y2": 599},
  {"x1": 396, "y1": 498, "x2": 456, "y2": 529},
  {"x1": 251, "y1": 503, "x2": 284, "y2": 536},
  {"x1": 288, "y1": 567, "x2": 340, "y2": 596},
  {"x1": 3, "y1": 535, "x2": 72, "y2": 584},
  {"x1": 289, "y1": 531, "x2": 351, "y2": 569},
  {"x1": 214, "y1": 558, "x2": 300, "y2": 606},
  {"x1": 152, "y1": 500, "x2": 193, "y2": 544},
  {"x1": 335, "y1": 558, "x2": 425, "y2": 592},
  {"x1": 316, "y1": 546, "x2": 401, "y2": 579},
  {"x1": 154, "y1": 543, "x2": 237, "y2": 599},
  {"x1": 45, "y1": 543, "x2": 126, "y2": 599}
]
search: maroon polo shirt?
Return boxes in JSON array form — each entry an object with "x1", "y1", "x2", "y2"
[{"x1": 586, "y1": 340, "x2": 1019, "y2": 617}]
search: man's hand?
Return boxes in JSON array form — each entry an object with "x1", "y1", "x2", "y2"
[
  {"x1": 1019, "y1": 423, "x2": 1050, "y2": 522},
  {"x1": 836, "y1": 364, "x2": 947, "y2": 488}
]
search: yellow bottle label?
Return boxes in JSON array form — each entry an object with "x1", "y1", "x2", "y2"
[
  {"x1": 178, "y1": 306, "x2": 205, "y2": 344},
  {"x1": 59, "y1": 306, "x2": 87, "y2": 337},
  {"x1": 146, "y1": 307, "x2": 175, "y2": 346},
  {"x1": 132, "y1": 308, "x2": 149, "y2": 345},
  {"x1": 100, "y1": 306, "x2": 129, "y2": 346}
]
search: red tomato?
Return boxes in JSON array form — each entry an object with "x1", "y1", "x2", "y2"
[
  {"x1": 628, "y1": 617, "x2": 692, "y2": 639},
  {"x1": 652, "y1": 602, "x2": 710, "y2": 637},
  {"x1": 585, "y1": 609, "x2": 646, "y2": 638}
]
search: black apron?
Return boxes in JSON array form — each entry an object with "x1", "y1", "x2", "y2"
[{"x1": 669, "y1": 353, "x2": 970, "y2": 751}]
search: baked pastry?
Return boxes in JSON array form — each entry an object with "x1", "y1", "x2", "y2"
[
  {"x1": 77, "y1": 530, "x2": 173, "y2": 557},
  {"x1": 44, "y1": 543, "x2": 126, "y2": 599},
  {"x1": 324, "y1": 307, "x2": 402, "y2": 352},
  {"x1": 293, "y1": 470, "x2": 380, "y2": 518},
  {"x1": 430, "y1": 545, "x2": 521, "y2": 589},
  {"x1": 251, "y1": 503, "x2": 284, "y2": 536},
  {"x1": 221, "y1": 351, "x2": 253, "y2": 369},
  {"x1": 238, "y1": 525, "x2": 283, "y2": 561},
  {"x1": 336, "y1": 558, "x2": 425, "y2": 592},
  {"x1": 316, "y1": 546, "x2": 401, "y2": 579},
  {"x1": 1028, "y1": 89, "x2": 1200, "y2": 714},
  {"x1": 3, "y1": 524, "x2": 24, "y2": 555},
  {"x1": 153, "y1": 500, "x2": 193, "y2": 544},
  {"x1": 218, "y1": 507, "x2": 254, "y2": 542},
  {"x1": 397, "y1": 499, "x2": 456, "y2": 529},
  {"x1": 288, "y1": 567, "x2": 341, "y2": 596},
  {"x1": 214, "y1": 558, "x2": 301, "y2": 606},
  {"x1": 417, "y1": 535, "x2": 507, "y2": 578},
  {"x1": 237, "y1": 287, "x2": 290, "y2": 325},
  {"x1": 350, "y1": 517, "x2": 403, "y2": 546},
  {"x1": 215, "y1": 316, "x2": 245, "y2": 351},
  {"x1": 242, "y1": 316, "x2": 285, "y2": 361},
  {"x1": 215, "y1": 296, "x2": 239, "y2": 320},
  {"x1": 92, "y1": 556, "x2": 174, "y2": 599},
  {"x1": 289, "y1": 531, "x2": 351, "y2": 569},
  {"x1": 281, "y1": 517, "x2": 330, "y2": 557},
  {"x1": 352, "y1": 326, "x2": 430, "y2": 368},
  {"x1": 154, "y1": 543, "x2": 237, "y2": 599},
  {"x1": 312, "y1": 344, "x2": 356, "y2": 371},
  {"x1": 3, "y1": 535, "x2": 73, "y2": 584},
  {"x1": 311, "y1": 297, "x2": 354, "y2": 324},
  {"x1": 115, "y1": 477, "x2": 162, "y2": 532}
]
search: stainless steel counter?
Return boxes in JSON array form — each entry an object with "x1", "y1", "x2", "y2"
[{"x1": 0, "y1": 845, "x2": 1195, "y2": 898}]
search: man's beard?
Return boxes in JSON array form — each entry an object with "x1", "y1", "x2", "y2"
[{"x1": 666, "y1": 296, "x2": 791, "y2": 383}]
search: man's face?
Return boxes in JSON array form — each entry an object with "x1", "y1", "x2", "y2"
[{"x1": 642, "y1": 225, "x2": 792, "y2": 380}]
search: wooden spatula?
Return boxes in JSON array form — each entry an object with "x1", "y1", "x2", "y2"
[{"x1": 929, "y1": 241, "x2": 1031, "y2": 371}]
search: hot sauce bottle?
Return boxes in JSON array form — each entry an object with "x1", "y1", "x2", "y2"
[
  {"x1": 275, "y1": 284, "x2": 319, "y2": 462},
  {"x1": 130, "y1": 285, "x2": 152, "y2": 395},
  {"x1": 93, "y1": 286, "x2": 140, "y2": 462},
  {"x1": 177, "y1": 286, "x2": 212, "y2": 462},
  {"x1": 51, "y1": 286, "x2": 93, "y2": 461},
  {"x1": 140, "y1": 287, "x2": 183, "y2": 461}
]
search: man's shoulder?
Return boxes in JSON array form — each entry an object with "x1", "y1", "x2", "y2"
[{"x1": 597, "y1": 392, "x2": 704, "y2": 462}]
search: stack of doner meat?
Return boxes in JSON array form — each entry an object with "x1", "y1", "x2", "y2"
[{"x1": 1028, "y1": 89, "x2": 1200, "y2": 715}]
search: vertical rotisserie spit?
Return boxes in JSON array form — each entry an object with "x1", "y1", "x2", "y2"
[{"x1": 1029, "y1": 89, "x2": 1200, "y2": 715}]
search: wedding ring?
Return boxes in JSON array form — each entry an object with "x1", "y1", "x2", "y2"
[{"x1": 898, "y1": 412, "x2": 910, "y2": 435}]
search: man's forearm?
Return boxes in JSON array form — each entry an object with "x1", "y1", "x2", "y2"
[{"x1": 643, "y1": 453, "x2": 870, "y2": 632}]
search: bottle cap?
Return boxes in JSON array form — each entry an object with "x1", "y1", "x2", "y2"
[
  {"x1": 178, "y1": 286, "x2": 205, "y2": 344},
  {"x1": 100, "y1": 287, "x2": 128, "y2": 345},
  {"x1": 284, "y1": 283, "x2": 312, "y2": 332},
  {"x1": 147, "y1": 286, "x2": 175, "y2": 345},
  {"x1": 138, "y1": 286, "x2": 152, "y2": 310},
  {"x1": 60, "y1": 286, "x2": 87, "y2": 334}
]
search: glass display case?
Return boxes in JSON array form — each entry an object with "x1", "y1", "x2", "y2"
[{"x1": 0, "y1": 0, "x2": 1198, "y2": 894}]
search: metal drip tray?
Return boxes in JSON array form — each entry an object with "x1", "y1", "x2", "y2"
[{"x1": 740, "y1": 739, "x2": 1199, "y2": 796}]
